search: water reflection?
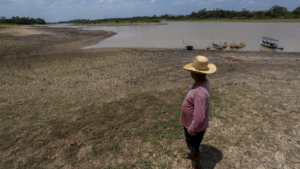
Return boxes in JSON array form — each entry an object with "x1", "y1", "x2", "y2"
[
  {"x1": 260, "y1": 45, "x2": 276, "y2": 52},
  {"x1": 259, "y1": 45, "x2": 284, "y2": 52}
]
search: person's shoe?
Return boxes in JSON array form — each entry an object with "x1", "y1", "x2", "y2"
[
  {"x1": 191, "y1": 152, "x2": 202, "y2": 169},
  {"x1": 181, "y1": 152, "x2": 193, "y2": 160}
]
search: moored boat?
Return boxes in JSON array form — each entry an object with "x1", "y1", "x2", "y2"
[
  {"x1": 261, "y1": 37, "x2": 278, "y2": 49},
  {"x1": 186, "y1": 45, "x2": 193, "y2": 50},
  {"x1": 230, "y1": 42, "x2": 245, "y2": 48},
  {"x1": 213, "y1": 44, "x2": 223, "y2": 50},
  {"x1": 222, "y1": 42, "x2": 228, "y2": 49}
]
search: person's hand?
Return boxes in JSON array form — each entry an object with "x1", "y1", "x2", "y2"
[{"x1": 188, "y1": 129, "x2": 196, "y2": 136}]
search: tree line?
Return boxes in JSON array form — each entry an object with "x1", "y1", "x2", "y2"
[
  {"x1": 161, "y1": 5, "x2": 300, "y2": 20},
  {"x1": 59, "y1": 17, "x2": 160, "y2": 24},
  {"x1": 60, "y1": 5, "x2": 300, "y2": 24},
  {"x1": 0, "y1": 16, "x2": 46, "y2": 24}
]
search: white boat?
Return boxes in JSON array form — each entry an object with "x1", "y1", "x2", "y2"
[
  {"x1": 213, "y1": 41, "x2": 227, "y2": 50},
  {"x1": 213, "y1": 44, "x2": 223, "y2": 50},
  {"x1": 222, "y1": 42, "x2": 228, "y2": 49},
  {"x1": 261, "y1": 37, "x2": 278, "y2": 49}
]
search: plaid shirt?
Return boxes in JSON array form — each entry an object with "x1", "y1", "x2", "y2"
[{"x1": 179, "y1": 80, "x2": 210, "y2": 135}]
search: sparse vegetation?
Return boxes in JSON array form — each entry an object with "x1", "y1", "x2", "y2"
[
  {"x1": 0, "y1": 27, "x2": 299, "y2": 169},
  {"x1": 0, "y1": 25, "x2": 12, "y2": 29}
]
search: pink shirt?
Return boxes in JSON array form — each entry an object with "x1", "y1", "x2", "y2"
[{"x1": 179, "y1": 80, "x2": 210, "y2": 135}]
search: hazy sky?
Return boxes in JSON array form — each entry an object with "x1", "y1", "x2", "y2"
[{"x1": 1, "y1": 0, "x2": 299, "y2": 22}]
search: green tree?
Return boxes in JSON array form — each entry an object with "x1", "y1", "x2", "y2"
[
  {"x1": 35, "y1": 18, "x2": 46, "y2": 24},
  {"x1": 292, "y1": 7, "x2": 300, "y2": 16},
  {"x1": 255, "y1": 11, "x2": 264, "y2": 19},
  {"x1": 190, "y1": 12, "x2": 197, "y2": 18},
  {"x1": 269, "y1": 5, "x2": 287, "y2": 18}
]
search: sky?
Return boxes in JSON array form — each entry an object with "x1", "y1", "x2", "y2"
[{"x1": 0, "y1": 0, "x2": 300, "y2": 22}]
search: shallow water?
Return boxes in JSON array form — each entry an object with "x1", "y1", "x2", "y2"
[{"x1": 52, "y1": 22, "x2": 300, "y2": 52}]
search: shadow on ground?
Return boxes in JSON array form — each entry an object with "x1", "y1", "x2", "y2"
[{"x1": 191, "y1": 144, "x2": 223, "y2": 169}]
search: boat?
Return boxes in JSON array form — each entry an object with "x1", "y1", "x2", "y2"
[
  {"x1": 260, "y1": 45, "x2": 276, "y2": 52},
  {"x1": 222, "y1": 42, "x2": 228, "y2": 49},
  {"x1": 212, "y1": 41, "x2": 227, "y2": 50},
  {"x1": 186, "y1": 45, "x2": 193, "y2": 50},
  {"x1": 206, "y1": 42, "x2": 213, "y2": 50},
  {"x1": 213, "y1": 44, "x2": 222, "y2": 50},
  {"x1": 261, "y1": 37, "x2": 278, "y2": 49},
  {"x1": 230, "y1": 42, "x2": 245, "y2": 48}
]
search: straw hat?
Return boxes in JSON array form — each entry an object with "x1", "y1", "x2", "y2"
[{"x1": 183, "y1": 55, "x2": 217, "y2": 74}]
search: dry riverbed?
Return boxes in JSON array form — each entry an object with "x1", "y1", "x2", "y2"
[{"x1": 0, "y1": 26, "x2": 299, "y2": 169}]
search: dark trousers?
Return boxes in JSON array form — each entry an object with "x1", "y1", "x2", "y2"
[{"x1": 184, "y1": 127, "x2": 206, "y2": 153}]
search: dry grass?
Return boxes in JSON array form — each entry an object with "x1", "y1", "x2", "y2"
[{"x1": 0, "y1": 27, "x2": 300, "y2": 169}]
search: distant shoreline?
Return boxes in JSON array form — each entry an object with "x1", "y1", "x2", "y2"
[
  {"x1": 163, "y1": 19, "x2": 300, "y2": 22},
  {"x1": 72, "y1": 22, "x2": 168, "y2": 26}
]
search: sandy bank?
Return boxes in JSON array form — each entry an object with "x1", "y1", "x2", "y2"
[
  {"x1": 0, "y1": 25, "x2": 55, "y2": 36},
  {"x1": 0, "y1": 26, "x2": 116, "y2": 58}
]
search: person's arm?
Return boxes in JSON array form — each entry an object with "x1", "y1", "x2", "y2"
[{"x1": 187, "y1": 95, "x2": 207, "y2": 136}]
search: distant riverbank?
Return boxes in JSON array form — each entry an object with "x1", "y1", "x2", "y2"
[
  {"x1": 163, "y1": 19, "x2": 300, "y2": 22},
  {"x1": 73, "y1": 22, "x2": 167, "y2": 26}
]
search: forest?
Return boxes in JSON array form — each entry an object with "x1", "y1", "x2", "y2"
[
  {"x1": 59, "y1": 5, "x2": 300, "y2": 24},
  {"x1": 160, "y1": 5, "x2": 300, "y2": 20},
  {"x1": 1, "y1": 5, "x2": 299, "y2": 25},
  {"x1": 0, "y1": 16, "x2": 46, "y2": 24}
]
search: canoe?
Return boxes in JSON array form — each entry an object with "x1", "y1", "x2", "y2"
[{"x1": 186, "y1": 46, "x2": 193, "y2": 50}]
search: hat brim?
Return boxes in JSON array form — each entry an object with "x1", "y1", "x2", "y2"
[{"x1": 183, "y1": 62, "x2": 217, "y2": 74}]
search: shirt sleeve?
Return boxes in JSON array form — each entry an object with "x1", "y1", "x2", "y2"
[{"x1": 187, "y1": 93, "x2": 207, "y2": 135}]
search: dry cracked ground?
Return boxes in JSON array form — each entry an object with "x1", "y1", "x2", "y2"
[{"x1": 0, "y1": 27, "x2": 299, "y2": 169}]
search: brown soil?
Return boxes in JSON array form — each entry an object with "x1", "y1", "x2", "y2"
[{"x1": 0, "y1": 27, "x2": 299, "y2": 169}]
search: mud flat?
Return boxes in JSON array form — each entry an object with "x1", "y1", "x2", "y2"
[{"x1": 0, "y1": 27, "x2": 299, "y2": 169}]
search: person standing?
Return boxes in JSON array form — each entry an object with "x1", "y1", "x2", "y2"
[{"x1": 180, "y1": 55, "x2": 217, "y2": 169}]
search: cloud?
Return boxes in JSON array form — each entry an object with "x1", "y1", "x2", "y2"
[
  {"x1": 35, "y1": 0, "x2": 44, "y2": 5},
  {"x1": 94, "y1": 0, "x2": 134, "y2": 10},
  {"x1": 0, "y1": 0, "x2": 13, "y2": 4},
  {"x1": 172, "y1": 0, "x2": 197, "y2": 5},
  {"x1": 1, "y1": 0, "x2": 299, "y2": 22},
  {"x1": 216, "y1": 0, "x2": 235, "y2": 2},
  {"x1": 197, "y1": 1, "x2": 214, "y2": 7}
]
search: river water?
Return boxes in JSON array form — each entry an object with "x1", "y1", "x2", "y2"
[{"x1": 53, "y1": 22, "x2": 300, "y2": 52}]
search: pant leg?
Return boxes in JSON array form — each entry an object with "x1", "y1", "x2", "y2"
[{"x1": 184, "y1": 127, "x2": 206, "y2": 153}]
